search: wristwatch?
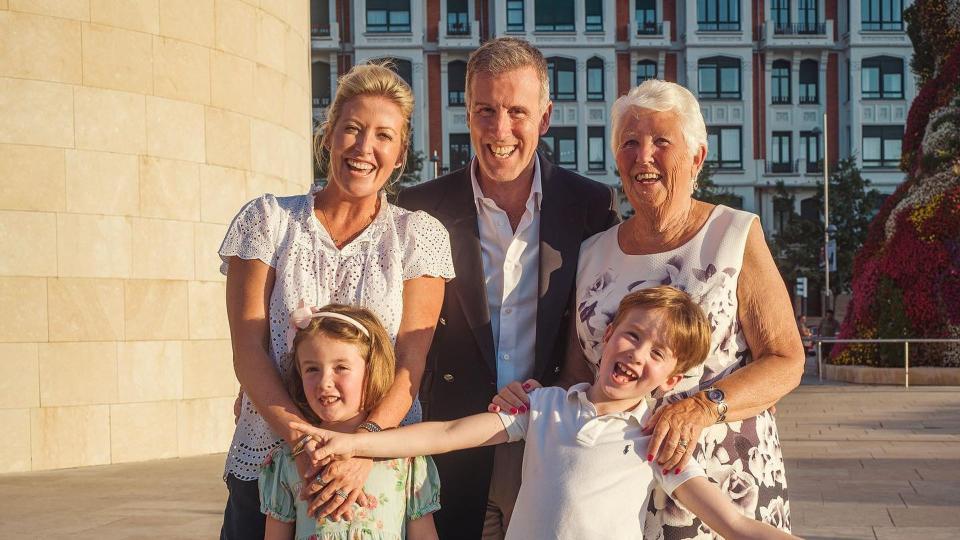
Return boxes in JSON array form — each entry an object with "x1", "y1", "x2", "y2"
[{"x1": 702, "y1": 386, "x2": 728, "y2": 423}]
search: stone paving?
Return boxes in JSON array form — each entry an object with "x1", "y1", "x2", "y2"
[{"x1": 1, "y1": 359, "x2": 959, "y2": 539}]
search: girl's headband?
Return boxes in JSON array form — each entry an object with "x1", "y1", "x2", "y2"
[{"x1": 286, "y1": 300, "x2": 370, "y2": 352}]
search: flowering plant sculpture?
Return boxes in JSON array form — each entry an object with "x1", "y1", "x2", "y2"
[{"x1": 833, "y1": 0, "x2": 960, "y2": 366}]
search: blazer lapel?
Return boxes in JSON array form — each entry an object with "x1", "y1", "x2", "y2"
[
  {"x1": 438, "y1": 172, "x2": 497, "y2": 378},
  {"x1": 534, "y1": 156, "x2": 585, "y2": 379}
]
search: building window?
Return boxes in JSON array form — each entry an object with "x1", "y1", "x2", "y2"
[
  {"x1": 586, "y1": 0, "x2": 603, "y2": 31},
  {"x1": 798, "y1": 0, "x2": 818, "y2": 31},
  {"x1": 771, "y1": 60, "x2": 791, "y2": 104},
  {"x1": 586, "y1": 57, "x2": 604, "y2": 101},
  {"x1": 771, "y1": 131, "x2": 793, "y2": 172},
  {"x1": 697, "y1": 0, "x2": 740, "y2": 31},
  {"x1": 637, "y1": 60, "x2": 657, "y2": 84},
  {"x1": 799, "y1": 59, "x2": 818, "y2": 104},
  {"x1": 845, "y1": 59, "x2": 851, "y2": 103},
  {"x1": 543, "y1": 127, "x2": 577, "y2": 168},
  {"x1": 800, "y1": 130, "x2": 822, "y2": 172},
  {"x1": 506, "y1": 0, "x2": 524, "y2": 32},
  {"x1": 448, "y1": 60, "x2": 466, "y2": 106},
  {"x1": 449, "y1": 133, "x2": 471, "y2": 170},
  {"x1": 535, "y1": 0, "x2": 574, "y2": 31},
  {"x1": 311, "y1": 0, "x2": 331, "y2": 37},
  {"x1": 588, "y1": 126, "x2": 605, "y2": 171},
  {"x1": 312, "y1": 61, "x2": 332, "y2": 109},
  {"x1": 636, "y1": 0, "x2": 658, "y2": 34},
  {"x1": 547, "y1": 57, "x2": 576, "y2": 101},
  {"x1": 862, "y1": 56, "x2": 904, "y2": 99},
  {"x1": 862, "y1": 0, "x2": 903, "y2": 31},
  {"x1": 771, "y1": 0, "x2": 790, "y2": 29},
  {"x1": 862, "y1": 125, "x2": 903, "y2": 168},
  {"x1": 367, "y1": 0, "x2": 411, "y2": 33},
  {"x1": 447, "y1": 0, "x2": 470, "y2": 35},
  {"x1": 374, "y1": 57, "x2": 413, "y2": 87},
  {"x1": 706, "y1": 126, "x2": 742, "y2": 169},
  {"x1": 699, "y1": 57, "x2": 741, "y2": 100}
]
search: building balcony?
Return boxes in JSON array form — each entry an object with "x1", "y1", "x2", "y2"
[
  {"x1": 630, "y1": 19, "x2": 670, "y2": 48},
  {"x1": 438, "y1": 18, "x2": 479, "y2": 49},
  {"x1": 311, "y1": 22, "x2": 340, "y2": 50},
  {"x1": 762, "y1": 19, "x2": 834, "y2": 48},
  {"x1": 764, "y1": 159, "x2": 801, "y2": 175}
]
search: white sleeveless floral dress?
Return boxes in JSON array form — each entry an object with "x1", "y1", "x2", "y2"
[{"x1": 575, "y1": 206, "x2": 791, "y2": 538}]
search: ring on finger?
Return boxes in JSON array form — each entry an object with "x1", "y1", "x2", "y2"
[
  {"x1": 678, "y1": 438, "x2": 689, "y2": 449},
  {"x1": 334, "y1": 489, "x2": 348, "y2": 500},
  {"x1": 313, "y1": 474, "x2": 326, "y2": 486}
]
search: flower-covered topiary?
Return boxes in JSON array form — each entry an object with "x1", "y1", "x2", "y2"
[{"x1": 833, "y1": 0, "x2": 960, "y2": 367}]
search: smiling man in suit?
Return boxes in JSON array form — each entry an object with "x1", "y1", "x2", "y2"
[{"x1": 396, "y1": 37, "x2": 619, "y2": 539}]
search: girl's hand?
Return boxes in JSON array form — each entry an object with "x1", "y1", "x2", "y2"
[
  {"x1": 488, "y1": 379, "x2": 540, "y2": 414},
  {"x1": 290, "y1": 421, "x2": 357, "y2": 463},
  {"x1": 643, "y1": 395, "x2": 715, "y2": 473}
]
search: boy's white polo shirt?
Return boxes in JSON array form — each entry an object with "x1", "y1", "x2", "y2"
[{"x1": 498, "y1": 383, "x2": 704, "y2": 540}]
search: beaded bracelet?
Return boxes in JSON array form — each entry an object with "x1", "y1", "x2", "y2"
[{"x1": 356, "y1": 421, "x2": 383, "y2": 433}]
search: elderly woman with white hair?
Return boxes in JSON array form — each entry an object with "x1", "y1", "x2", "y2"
[
  {"x1": 584, "y1": 80, "x2": 803, "y2": 536},
  {"x1": 495, "y1": 79, "x2": 804, "y2": 537}
]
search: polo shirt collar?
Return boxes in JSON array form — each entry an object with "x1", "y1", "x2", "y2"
[{"x1": 566, "y1": 382, "x2": 652, "y2": 425}]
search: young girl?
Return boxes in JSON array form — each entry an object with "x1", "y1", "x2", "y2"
[{"x1": 259, "y1": 303, "x2": 440, "y2": 540}]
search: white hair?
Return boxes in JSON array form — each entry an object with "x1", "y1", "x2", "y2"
[{"x1": 610, "y1": 79, "x2": 708, "y2": 159}]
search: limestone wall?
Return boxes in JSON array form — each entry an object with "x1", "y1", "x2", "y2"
[{"x1": 0, "y1": 0, "x2": 313, "y2": 472}]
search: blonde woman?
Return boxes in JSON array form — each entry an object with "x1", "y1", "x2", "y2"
[{"x1": 218, "y1": 63, "x2": 454, "y2": 539}]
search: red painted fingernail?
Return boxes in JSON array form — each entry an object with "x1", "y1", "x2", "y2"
[
  {"x1": 675, "y1": 468, "x2": 681, "y2": 474},
  {"x1": 662, "y1": 468, "x2": 669, "y2": 474},
  {"x1": 519, "y1": 406, "x2": 527, "y2": 413},
  {"x1": 522, "y1": 383, "x2": 530, "y2": 390},
  {"x1": 510, "y1": 407, "x2": 518, "y2": 414},
  {"x1": 647, "y1": 454, "x2": 654, "y2": 461}
]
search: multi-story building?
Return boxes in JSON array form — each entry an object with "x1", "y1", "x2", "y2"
[{"x1": 309, "y1": 0, "x2": 915, "y2": 233}]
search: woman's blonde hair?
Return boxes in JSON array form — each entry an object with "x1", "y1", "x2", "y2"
[
  {"x1": 285, "y1": 304, "x2": 395, "y2": 424},
  {"x1": 314, "y1": 61, "x2": 415, "y2": 186}
]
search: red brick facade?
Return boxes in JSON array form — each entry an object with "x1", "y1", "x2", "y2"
[
  {"x1": 427, "y1": 0, "x2": 439, "y2": 43},
  {"x1": 753, "y1": 52, "x2": 766, "y2": 159},
  {"x1": 617, "y1": 52, "x2": 631, "y2": 98},
  {"x1": 663, "y1": 0, "x2": 676, "y2": 41},
  {"x1": 664, "y1": 53, "x2": 677, "y2": 83},
  {"x1": 616, "y1": 0, "x2": 629, "y2": 42},
  {"x1": 428, "y1": 54, "x2": 442, "y2": 162}
]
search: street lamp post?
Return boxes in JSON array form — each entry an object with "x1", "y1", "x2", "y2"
[
  {"x1": 430, "y1": 150, "x2": 440, "y2": 179},
  {"x1": 821, "y1": 113, "x2": 830, "y2": 316}
]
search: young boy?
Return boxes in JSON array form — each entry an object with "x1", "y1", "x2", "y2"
[{"x1": 292, "y1": 286, "x2": 798, "y2": 539}]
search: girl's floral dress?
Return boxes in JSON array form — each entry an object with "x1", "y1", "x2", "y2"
[
  {"x1": 575, "y1": 206, "x2": 791, "y2": 539},
  {"x1": 259, "y1": 444, "x2": 441, "y2": 540}
]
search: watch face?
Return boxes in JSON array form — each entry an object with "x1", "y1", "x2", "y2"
[{"x1": 707, "y1": 388, "x2": 725, "y2": 403}]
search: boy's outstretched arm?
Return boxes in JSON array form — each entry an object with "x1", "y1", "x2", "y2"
[
  {"x1": 673, "y1": 477, "x2": 800, "y2": 540},
  {"x1": 290, "y1": 412, "x2": 510, "y2": 462}
]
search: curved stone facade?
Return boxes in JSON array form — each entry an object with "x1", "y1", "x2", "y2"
[{"x1": 0, "y1": 1, "x2": 313, "y2": 472}]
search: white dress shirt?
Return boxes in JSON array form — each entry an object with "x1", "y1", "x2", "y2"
[{"x1": 470, "y1": 158, "x2": 541, "y2": 390}]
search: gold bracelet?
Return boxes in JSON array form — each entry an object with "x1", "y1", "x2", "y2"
[{"x1": 290, "y1": 434, "x2": 311, "y2": 457}]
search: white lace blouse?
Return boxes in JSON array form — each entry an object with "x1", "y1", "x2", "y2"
[{"x1": 218, "y1": 188, "x2": 455, "y2": 481}]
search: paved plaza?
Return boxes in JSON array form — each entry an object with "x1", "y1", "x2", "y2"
[{"x1": 1, "y1": 363, "x2": 958, "y2": 539}]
